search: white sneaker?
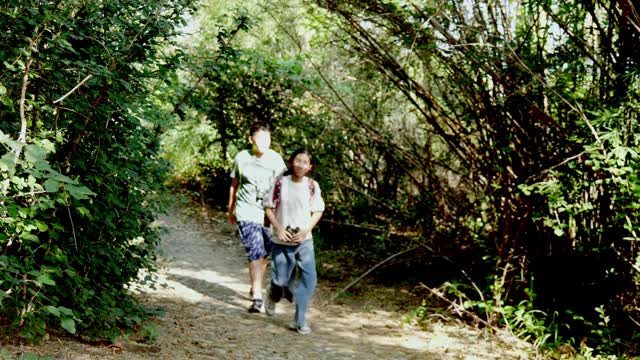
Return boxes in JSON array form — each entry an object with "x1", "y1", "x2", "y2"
[
  {"x1": 288, "y1": 322, "x2": 311, "y2": 335},
  {"x1": 248, "y1": 299, "x2": 263, "y2": 313},
  {"x1": 265, "y1": 294, "x2": 276, "y2": 316}
]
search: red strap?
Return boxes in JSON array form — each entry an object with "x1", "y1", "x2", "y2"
[
  {"x1": 308, "y1": 177, "x2": 315, "y2": 197},
  {"x1": 272, "y1": 176, "x2": 282, "y2": 207}
]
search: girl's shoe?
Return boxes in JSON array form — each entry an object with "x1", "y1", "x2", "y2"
[
  {"x1": 283, "y1": 287, "x2": 294, "y2": 303},
  {"x1": 297, "y1": 325, "x2": 312, "y2": 335},
  {"x1": 265, "y1": 293, "x2": 276, "y2": 316},
  {"x1": 288, "y1": 322, "x2": 311, "y2": 335}
]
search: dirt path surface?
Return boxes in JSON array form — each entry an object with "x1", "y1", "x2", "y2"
[{"x1": 7, "y1": 205, "x2": 533, "y2": 359}]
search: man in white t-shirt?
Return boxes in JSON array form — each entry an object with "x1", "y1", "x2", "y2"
[{"x1": 227, "y1": 121, "x2": 286, "y2": 313}]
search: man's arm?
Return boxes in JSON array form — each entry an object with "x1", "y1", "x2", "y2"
[{"x1": 228, "y1": 177, "x2": 239, "y2": 224}]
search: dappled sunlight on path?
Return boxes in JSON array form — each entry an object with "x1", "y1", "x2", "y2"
[
  {"x1": 18, "y1": 204, "x2": 531, "y2": 359},
  {"x1": 123, "y1": 205, "x2": 532, "y2": 359}
]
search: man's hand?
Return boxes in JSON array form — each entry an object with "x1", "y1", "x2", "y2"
[
  {"x1": 228, "y1": 209, "x2": 236, "y2": 225},
  {"x1": 228, "y1": 178, "x2": 239, "y2": 225}
]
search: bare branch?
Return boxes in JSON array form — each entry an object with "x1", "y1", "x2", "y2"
[
  {"x1": 331, "y1": 246, "x2": 421, "y2": 302},
  {"x1": 418, "y1": 282, "x2": 496, "y2": 329},
  {"x1": 53, "y1": 74, "x2": 94, "y2": 104},
  {"x1": 67, "y1": 201, "x2": 78, "y2": 251},
  {"x1": 13, "y1": 57, "x2": 34, "y2": 164},
  {"x1": 17, "y1": 58, "x2": 33, "y2": 145}
]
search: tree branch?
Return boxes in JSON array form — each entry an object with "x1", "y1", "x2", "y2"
[
  {"x1": 53, "y1": 74, "x2": 93, "y2": 104},
  {"x1": 418, "y1": 282, "x2": 496, "y2": 329},
  {"x1": 331, "y1": 246, "x2": 421, "y2": 302},
  {"x1": 14, "y1": 57, "x2": 34, "y2": 164}
]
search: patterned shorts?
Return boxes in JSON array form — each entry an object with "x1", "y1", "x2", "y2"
[{"x1": 237, "y1": 221, "x2": 273, "y2": 262}]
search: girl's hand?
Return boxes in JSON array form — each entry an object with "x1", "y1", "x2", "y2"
[
  {"x1": 275, "y1": 225, "x2": 293, "y2": 243},
  {"x1": 291, "y1": 227, "x2": 311, "y2": 243}
]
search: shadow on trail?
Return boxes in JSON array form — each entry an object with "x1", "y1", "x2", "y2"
[{"x1": 164, "y1": 272, "x2": 247, "y2": 311}]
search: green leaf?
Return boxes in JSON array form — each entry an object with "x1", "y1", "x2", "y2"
[
  {"x1": 2, "y1": 61, "x2": 16, "y2": 71},
  {"x1": 0, "y1": 97, "x2": 13, "y2": 107},
  {"x1": 57, "y1": 306, "x2": 73, "y2": 316},
  {"x1": 37, "y1": 139, "x2": 55, "y2": 153},
  {"x1": 0, "y1": 153, "x2": 15, "y2": 176},
  {"x1": 21, "y1": 234, "x2": 39, "y2": 242},
  {"x1": 27, "y1": 270, "x2": 41, "y2": 277},
  {"x1": 47, "y1": 172, "x2": 76, "y2": 184},
  {"x1": 10, "y1": 176, "x2": 26, "y2": 188},
  {"x1": 44, "y1": 179, "x2": 60, "y2": 192},
  {"x1": 64, "y1": 183, "x2": 96, "y2": 200},
  {"x1": 76, "y1": 207, "x2": 92, "y2": 218},
  {"x1": 45, "y1": 305, "x2": 61, "y2": 317},
  {"x1": 35, "y1": 221, "x2": 49, "y2": 232},
  {"x1": 61, "y1": 318, "x2": 76, "y2": 334},
  {"x1": 62, "y1": 267, "x2": 76, "y2": 275},
  {"x1": 34, "y1": 159, "x2": 53, "y2": 172},
  {"x1": 24, "y1": 144, "x2": 48, "y2": 164},
  {"x1": 36, "y1": 274, "x2": 56, "y2": 286},
  {"x1": 7, "y1": 205, "x2": 19, "y2": 217},
  {"x1": 0, "y1": 290, "x2": 8, "y2": 306}
]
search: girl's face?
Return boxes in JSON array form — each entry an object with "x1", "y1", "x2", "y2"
[
  {"x1": 291, "y1": 153, "x2": 312, "y2": 178},
  {"x1": 250, "y1": 130, "x2": 271, "y2": 155}
]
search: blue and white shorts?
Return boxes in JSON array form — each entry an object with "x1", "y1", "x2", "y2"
[{"x1": 237, "y1": 221, "x2": 273, "y2": 262}]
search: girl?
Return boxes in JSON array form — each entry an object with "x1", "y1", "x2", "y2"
[{"x1": 262, "y1": 148, "x2": 325, "y2": 334}]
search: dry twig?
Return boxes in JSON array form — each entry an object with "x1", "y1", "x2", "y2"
[
  {"x1": 53, "y1": 74, "x2": 94, "y2": 104},
  {"x1": 418, "y1": 282, "x2": 497, "y2": 330},
  {"x1": 331, "y1": 246, "x2": 420, "y2": 302}
]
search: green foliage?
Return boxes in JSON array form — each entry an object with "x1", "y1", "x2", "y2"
[
  {"x1": 0, "y1": 348, "x2": 54, "y2": 360},
  {"x1": 157, "y1": 9, "x2": 310, "y2": 206},
  {"x1": 140, "y1": 323, "x2": 160, "y2": 344},
  {"x1": 308, "y1": 0, "x2": 640, "y2": 354},
  {"x1": 438, "y1": 280, "x2": 557, "y2": 354},
  {"x1": 402, "y1": 299, "x2": 429, "y2": 326},
  {"x1": 517, "y1": 76, "x2": 640, "y2": 353},
  {"x1": 0, "y1": 0, "x2": 195, "y2": 341},
  {"x1": 157, "y1": 0, "x2": 640, "y2": 354},
  {"x1": 0, "y1": 135, "x2": 90, "y2": 340}
]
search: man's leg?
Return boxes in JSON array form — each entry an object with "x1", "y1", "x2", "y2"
[
  {"x1": 248, "y1": 261, "x2": 255, "y2": 298},
  {"x1": 249, "y1": 257, "x2": 268, "y2": 300},
  {"x1": 238, "y1": 221, "x2": 269, "y2": 312},
  {"x1": 254, "y1": 223, "x2": 274, "y2": 296}
]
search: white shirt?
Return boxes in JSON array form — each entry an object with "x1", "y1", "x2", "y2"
[
  {"x1": 231, "y1": 149, "x2": 286, "y2": 223},
  {"x1": 263, "y1": 175, "x2": 325, "y2": 245}
]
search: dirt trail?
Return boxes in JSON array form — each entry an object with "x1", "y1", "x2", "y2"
[{"x1": 9, "y1": 204, "x2": 533, "y2": 359}]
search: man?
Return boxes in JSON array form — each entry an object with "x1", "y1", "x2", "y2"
[{"x1": 228, "y1": 121, "x2": 286, "y2": 313}]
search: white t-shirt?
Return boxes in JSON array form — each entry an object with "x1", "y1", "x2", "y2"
[
  {"x1": 231, "y1": 149, "x2": 287, "y2": 224},
  {"x1": 263, "y1": 175, "x2": 325, "y2": 246}
]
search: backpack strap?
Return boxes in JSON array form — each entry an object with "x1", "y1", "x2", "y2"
[
  {"x1": 272, "y1": 176, "x2": 316, "y2": 208},
  {"x1": 272, "y1": 175, "x2": 283, "y2": 207},
  {"x1": 308, "y1": 177, "x2": 315, "y2": 198}
]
